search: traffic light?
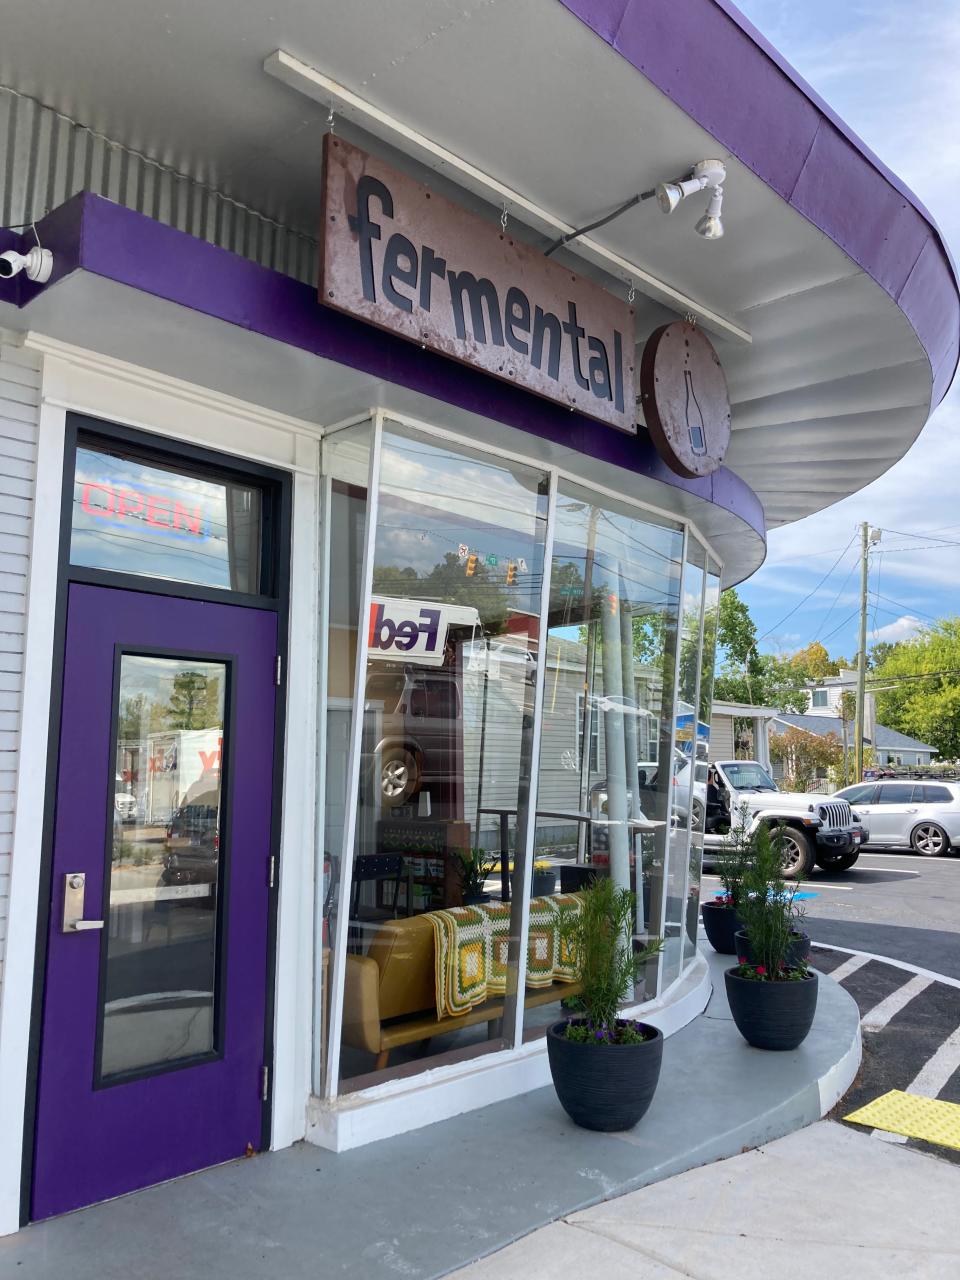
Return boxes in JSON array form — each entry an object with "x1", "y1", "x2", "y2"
[
  {"x1": 607, "y1": 592, "x2": 618, "y2": 616},
  {"x1": 506, "y1": 562, "x2": 517, "y2": 586},
  {"x1": 465, "y1": 553, "x2": 478, "y2": 577}
]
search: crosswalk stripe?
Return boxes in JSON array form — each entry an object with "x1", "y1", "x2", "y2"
[
  {"x1": 861, "y1": 974, "x2": 933, "y2": 1032},
  {"x1": 823, "y1": 953, "x2": 870, "y2": 984},
  {"x1": 908, "y1": 1025, "x2": 960, "y2": 1099}
]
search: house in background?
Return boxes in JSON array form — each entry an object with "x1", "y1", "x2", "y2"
[
  {"x1": 771, "y1": 713, "x2": 938, "y2": 782},
  {"x1": 805, "y1": 670, "x2": 859, "y2": 714},
  {"x1": 709, "y1": 702, "x2": 778, "y2": 771}
]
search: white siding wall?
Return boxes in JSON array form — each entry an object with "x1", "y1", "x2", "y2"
[
  {"x1": 0, "y1": 340, "x2": 39, "y2": 994},
  {"x1": 710, "y1": 713, "x2": 736, "y2": 761}
]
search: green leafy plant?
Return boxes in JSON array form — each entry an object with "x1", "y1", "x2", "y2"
[
  {"x1": 558, "y1": 877, "x2": 663, "y2": 1043},
  {"x1": 734, "y1": 824, "x2": 808, "y2": 981},
  {"x1": 710, "y1": 807, "x2": 752, "y2": 910},
  {"x1": 457, "y1": 847, "x2": 496, "y2": 898}
]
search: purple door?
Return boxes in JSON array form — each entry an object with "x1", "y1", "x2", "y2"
[{"x1": 32, "y1": 584, "x2": 279, "y2": 1220}]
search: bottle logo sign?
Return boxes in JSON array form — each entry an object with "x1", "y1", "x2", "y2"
[{"x1": 639, "y1": 322, "x2": 731, "y2": 478}]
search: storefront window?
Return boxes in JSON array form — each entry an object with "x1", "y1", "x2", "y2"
[
  {"x1": 684, "y1": 556, "x2": 721, "y2": 964},
  {"x1": 71, "y1": 442, "x2": 263, "y2": 592},
  {"x1": 319, "y1": 415, "x2": 719, "y2": 1095},
  {"x1": 524, "y1": 482, "x2": 683, "y2": 1038},
  {"x1": 335, "y1": 423, "x2": 549, "y2": 1085},
  {"x1": 661, "y1": 539, "x2": 707, "y2": 989},
  {"x1": 319, "y1": 424, "x2": 374, "y2": 1091}
]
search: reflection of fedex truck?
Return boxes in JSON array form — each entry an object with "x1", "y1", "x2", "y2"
[
  {"x1": 145, "y1": 728, "x2": 222, "y2": 824},
  {"x1": 367, "y1": 597, "x2": 481, "y2": 667}
]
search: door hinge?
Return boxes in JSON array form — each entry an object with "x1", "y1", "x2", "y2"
[
  {"x1": 275, "y1": 654, "x2": 282, "y2": 686},
  {"x1": 261, "y1": 1064, "x2": 270, "y2": 1102},
  {"x1": 268, "y1": 855, "x2": 277, "y2": 889}
]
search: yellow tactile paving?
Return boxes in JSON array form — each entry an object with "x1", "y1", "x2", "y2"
[{"x1": 844, "y1": 1089, "x2": 960, "y2": 1151}]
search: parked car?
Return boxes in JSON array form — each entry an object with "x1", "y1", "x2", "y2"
[
  {"x1": 162, "y1": 797, "x2": 220, "y2": 888},
  {"x1": 833, "y1": 779, "x2": 960, "y2": 856},
  {"x1": 364, "y1": 667, "x2": 463, "y2": 806},
  {"x1": 114, "y1": 776, "x2": 137, "y2": 824},
  {"x1": 703, "y1": 760, "x2": 865, "y2": 878}
]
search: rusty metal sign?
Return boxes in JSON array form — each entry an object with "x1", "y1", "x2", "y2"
[
  {"x1": 639, "y1": 321, "x2": 731, "y2": 477},
  {"x1": 320, "y1": 136, "x2": 636, "y2": 433}
]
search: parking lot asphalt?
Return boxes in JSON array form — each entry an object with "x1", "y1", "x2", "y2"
[{"x1": 702, "y1": 847, "x2": 960, "y2": 976}]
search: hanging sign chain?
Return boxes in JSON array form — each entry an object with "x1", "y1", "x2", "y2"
[
  {"x1": 327, "y1": 104, "x2": 336, "y2": 134},
  {"x1": 500, "y1": 203, "x2": 509, "y2": 233}
]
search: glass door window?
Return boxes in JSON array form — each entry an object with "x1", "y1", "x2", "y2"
[{"x1": 101, "y1": 655, "x2": 227, "y2": 1079}]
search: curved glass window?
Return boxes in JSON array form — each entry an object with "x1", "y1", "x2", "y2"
[{"x1": 320, "y1": 415, "x2": 721, "y2": 1095}]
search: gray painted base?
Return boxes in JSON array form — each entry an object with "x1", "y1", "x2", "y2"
[{"x1": 2, "y1": 952, "x2": 861, "y2": 1279}]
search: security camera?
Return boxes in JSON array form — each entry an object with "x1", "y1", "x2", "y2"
[{"x1": 0, "y1": 246, "x2": 53, "y2": 284}]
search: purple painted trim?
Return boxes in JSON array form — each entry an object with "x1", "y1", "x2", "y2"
[
  {"x1": 14, "y1": 193, "x2": 765, "y2": 541},
  {"x1": 558, "y1": 0, "x2": 959, "y2": 405}
]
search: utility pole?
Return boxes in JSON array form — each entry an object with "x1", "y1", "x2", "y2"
[{"x1": 854, "y1": 522, "x2": 881, "y2": 782}]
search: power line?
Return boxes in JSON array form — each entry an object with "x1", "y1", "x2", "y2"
[
  {"x1": 812, "y1": 551, "x2": 860, "y2": 642},
  {"x1": 757, "y1": 531, "x2": 858, "y2": 642},
  {"x1": 873, "y1": 592, "x2": 939, "y2": 623},
  {"x1": 819, "y1": 608, "x2": 860, "y2": 645},
  {"x1": 878, "y1": 527, "x2": 960, "y2": 547}
]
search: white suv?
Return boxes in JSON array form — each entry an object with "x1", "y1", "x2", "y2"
[{"x1": 834, "y1": 779, "x2": 960, "y2": 856}]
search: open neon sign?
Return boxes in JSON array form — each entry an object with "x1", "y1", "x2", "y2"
[{"x1": 79, "y1": 482, "x2": 209, "y2": 541}]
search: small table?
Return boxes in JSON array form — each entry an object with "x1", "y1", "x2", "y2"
[{"x1": 477, "y1": 806, "x2": 654, "y2": 902}]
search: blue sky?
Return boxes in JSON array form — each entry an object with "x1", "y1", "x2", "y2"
[{"x1": 730, "y1": 0, "x2": 960, "y2": 661}]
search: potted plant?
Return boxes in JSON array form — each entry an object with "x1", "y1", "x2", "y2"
[
  {"x1": 531, "y1": 859, "x2": 557, "y2": 897},
  {"x1": 547, "y1": 878, "x2": 664, "y2": 1131},
  {"x1": 725, "y1": 826, "x2": 818, "y2": 1051},
  {"x1": 700, "y1": 810, "x2": 751, "y2": 954},
  {"x1": 457, "y1": 847, "x2": 496, "y2": 905}
]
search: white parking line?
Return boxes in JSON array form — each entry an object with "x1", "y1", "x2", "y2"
[
  {"x1": 812, "y1": 943, "x2": 960, "y2": 991},
  {"x1": 701, "y1": 875, "x2": 854, "y2": 891},
  {"x1": 851, "y1": 868, "x2": 920, "y2": 876},
  {"x1": 861, "y1": 973, "x2": 933, "y2": 1032},
  {"x1": 826, "y1": 953, "x2": 871, "y2": 983},
  {"x1": 870, "y1": 1019, "x2": 960, "y2": 1146},
  {"x1": 859, "y1": 851, "x2": 958, "y2": 864},
  {"x1": 909, "y1": 1025, "x2": 960, "y2": 1098}
]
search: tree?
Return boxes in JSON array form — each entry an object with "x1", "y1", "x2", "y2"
[
  {"x1": 165, "y1": 671, "x2": 222, "y2": 729},
  {"x1": 769, "y1": 725, "x2": 843, "y2": 791},
  {"x1": 871, "y1": 619, "x2": 960, "y2": 759},
  {"x1": 713, "y1": 651, "x2": 811, "y2": 713},
  {"x1": 717, "y1": 588, "x2": 760, "y2": 672},
  {"x1": 788, "y1": 641, "x2": 837, "y2": 678}
]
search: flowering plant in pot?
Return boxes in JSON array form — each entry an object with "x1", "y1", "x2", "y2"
[
  {"x1": 547, "y1": 878, "x2": 663, "y2": 1131},
  {"x1": 725, "y1": 826, "x2": 818, "y2": 1051},
  {"x1": 700, "y1": 810, "x2": 751, "y2": 954}
]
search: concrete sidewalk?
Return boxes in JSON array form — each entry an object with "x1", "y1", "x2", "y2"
[
  {"x1": 452, "y1": 1120, "x2": 960, "y2": 1279},
  {"x1": 0, "y1": 953, "x2": 861, "y2": 1279}
]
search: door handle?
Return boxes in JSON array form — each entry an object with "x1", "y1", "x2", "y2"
[
  {"x1": 906, "y1": 808, "x2": 918, "y2": 814},
  {"x1": 62, "y1": 872, "x2": 105, "y2": 933}
]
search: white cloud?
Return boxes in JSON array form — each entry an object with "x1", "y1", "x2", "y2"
[{"x1": 870, "y1": 614, "x2": 924, "y2": 644}]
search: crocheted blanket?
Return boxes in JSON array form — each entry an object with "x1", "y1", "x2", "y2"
[{"x1": 430, "y1": 893, "x2": 582, "y2": 1019}]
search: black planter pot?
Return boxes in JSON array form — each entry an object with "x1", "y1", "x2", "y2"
[
  {"x1": 733, "y1": 928, "x2": 811, "y2": 968},
  {"x1": 724, "y1": 969, "x2": 818, "y2": 1050},
  {"x1": 463, "y1": 891, "x2": 491, "y2": 906},
  {"x1": 546, "y1": 1021, "x2": 663, "y2": 1131},
  {"x1": 700, "y1": 902, "x2": 744, "y2": 954},
  {"x1": 531, "y1": 871, "x2": 558, "y2": 897}
]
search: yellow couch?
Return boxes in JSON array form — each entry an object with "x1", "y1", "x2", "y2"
[{"x1": 343, "y1": 910, "x2": 582, "y2": 1070}]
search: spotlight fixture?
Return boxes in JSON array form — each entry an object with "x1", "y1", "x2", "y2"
[
  {"x1": 654, "y1": 159, "x2": 726, "y2": 239},
  {"x1": 695, "y1": 186, "x2": 724, "y2": 240},
  {"x1": 0, "y1": 245, "x2": 53, "y2": 284}
]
